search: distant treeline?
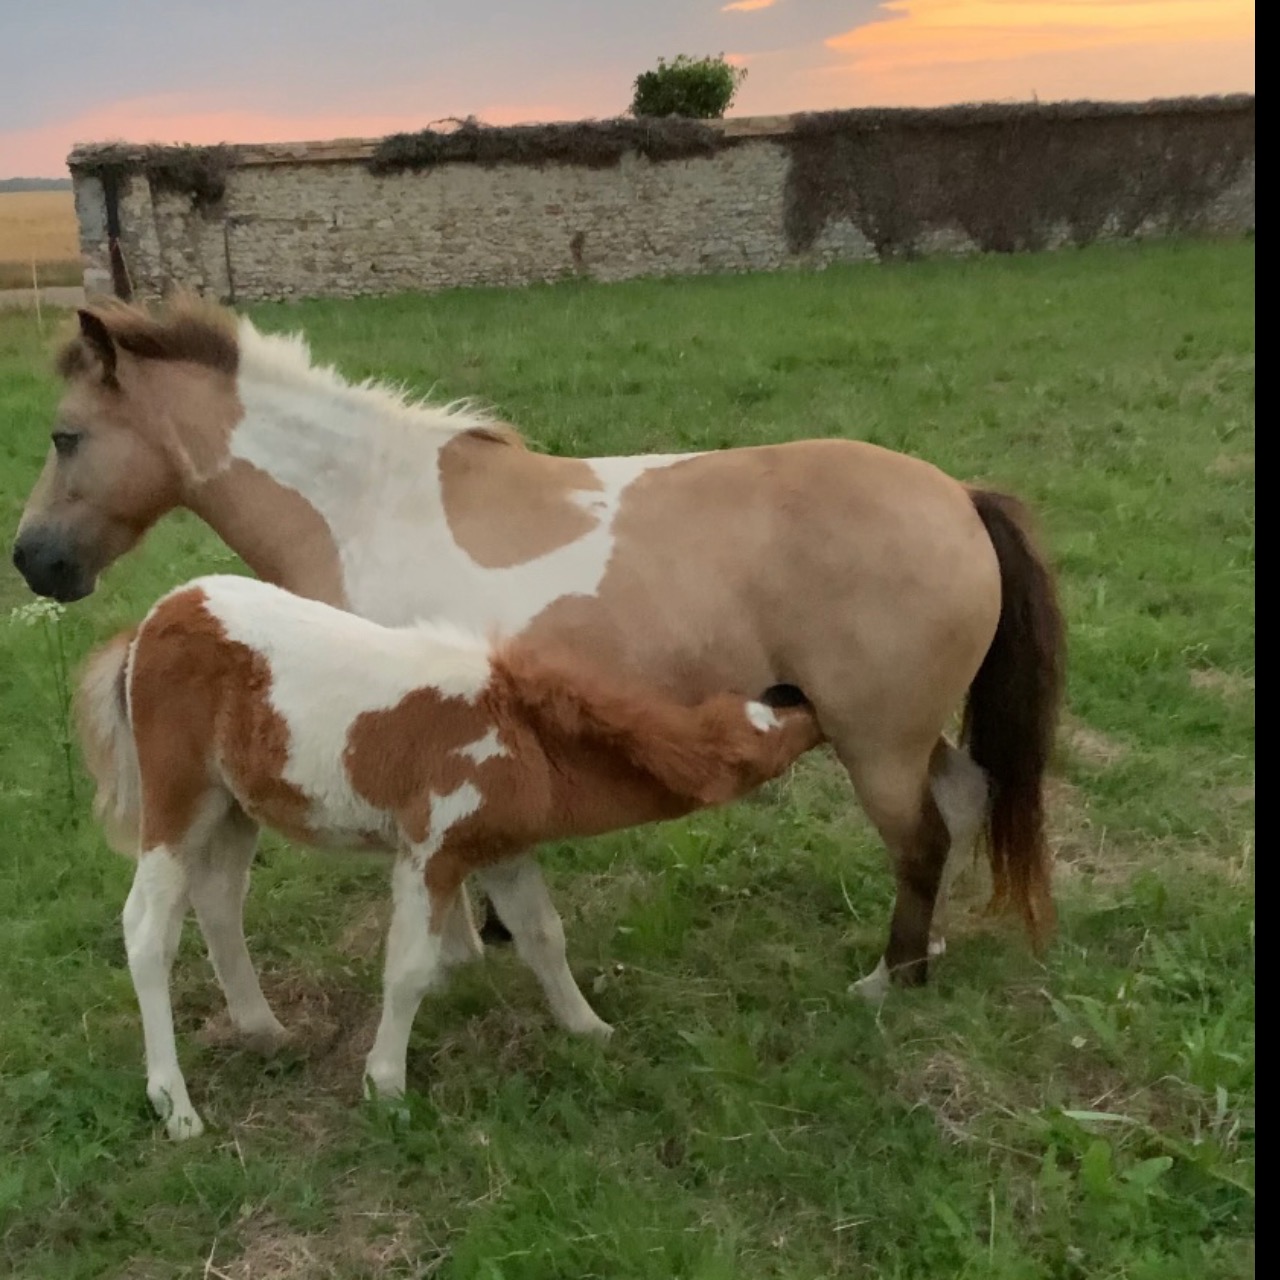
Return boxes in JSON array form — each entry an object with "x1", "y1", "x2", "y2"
[{"x1": 0, "y1": 178, "x2": 73, "y2": 192}]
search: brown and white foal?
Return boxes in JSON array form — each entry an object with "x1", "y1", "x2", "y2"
[{"x1": 76, "y1": 573, "x2": 820, "y2": 1139}]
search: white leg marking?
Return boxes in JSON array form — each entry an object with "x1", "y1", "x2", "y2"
[
  {"x1": 185, "y1": 817, "x2": 287, "y2": 1053},
  {"x1": 479, "y1": 858, "x2": 612, "y2": 1039},
  {"x1": 850, "y1": 956, "x2": 892, "y2": 1003},
  {"x1": 124, "y1": 849, "x2": 203, "y2": 1140}
]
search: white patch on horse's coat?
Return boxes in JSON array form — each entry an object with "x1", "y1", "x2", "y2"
[
  {"x1": 226, "y1": 330, "x2": 700, "y2": 630},
  {"x1": 850, "y1": 956, "x2": 891, "y2": 1003},
  {"x1": 927, "y1": 742, "x2": 991, "y2": 957},
  {"x1": 183, "y1": 575, "x2": 492, "y2": 845},
  {"x1": 745, "y1": 701, "x2": 780, "y2": 732},
  {"x1": 457, "y1": 728, "x2": 507, "y2": 765},
  {"x1": 930, "y1": 745, "x2": 989, "y2": 856}
]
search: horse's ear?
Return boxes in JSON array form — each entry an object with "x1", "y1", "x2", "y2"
[{"x1": 77, "y1": 310, "x2": 118, "y2": 384}]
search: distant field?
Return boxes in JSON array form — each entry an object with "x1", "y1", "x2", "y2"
[{"x1": 0, "y1": 190, "x2": 80, "y2": 289}]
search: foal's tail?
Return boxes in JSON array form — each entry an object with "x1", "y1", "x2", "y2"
[
  {"x1": 74, "y1": 629, "x2": 143, "y2": 855},
  {"x1": 964, "y1": 489, "x2": 1067, "y2": 949}
]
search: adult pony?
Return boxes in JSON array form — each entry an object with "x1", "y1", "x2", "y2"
[
  {"x1": 13, "y1": 297, "x2": 1065, "y2": 1001},
  {"x1": 77, "y1": 573, "x2": 820, "y2": 1137}
]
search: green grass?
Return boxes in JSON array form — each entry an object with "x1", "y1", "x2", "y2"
[{"x1": 0, "y1": 241, "x2": 1254, "y2": 1278}]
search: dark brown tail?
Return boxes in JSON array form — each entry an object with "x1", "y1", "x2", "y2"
[{"x1": 963, "y1": 489, "x2": 1067, "y2": 948}]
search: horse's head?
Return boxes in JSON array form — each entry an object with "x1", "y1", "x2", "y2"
[{"x1": 12, "y1": 301, "x2": 240, "y2": 602}]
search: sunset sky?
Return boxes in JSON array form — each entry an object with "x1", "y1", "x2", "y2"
[{"x1": 0, "y1": 0, "x2": 1254, "y2": 177}]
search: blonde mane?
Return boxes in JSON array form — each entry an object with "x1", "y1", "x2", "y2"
[{"x1": 58, "y1": 292, "x2": 525, "y2": 449}]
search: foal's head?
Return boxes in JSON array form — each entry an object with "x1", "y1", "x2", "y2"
[{"x1": 12, "y1": 300, "x2": 241, "y2": 602}]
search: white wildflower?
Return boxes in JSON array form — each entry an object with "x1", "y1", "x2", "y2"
[{"x1": 8, "y1": 599, "x2": 67, "y2": 628}]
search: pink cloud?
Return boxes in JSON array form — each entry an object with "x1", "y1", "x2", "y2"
[
  {"x1": 0, "y1": 94, "x2": 589, "y2": 178},
  {"x1": 722, "y1": 0, "x2": 779, "y2": 11}
]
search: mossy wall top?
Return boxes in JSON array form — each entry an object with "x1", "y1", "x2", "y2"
[{"x1": 67, "y1": 98, "x2": 1255, "y2": 302}]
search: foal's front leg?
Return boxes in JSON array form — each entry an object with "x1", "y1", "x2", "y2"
[
  {"x1": 364, "y1": 849, "x2": 454, "y2": 1100},
  {"x1": 124, "y1": 848, "x2": 203, "y2": 1140}
]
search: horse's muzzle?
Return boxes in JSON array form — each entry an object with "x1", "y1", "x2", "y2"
[{"x1": 10, "y1": 532, "x2": 94, "y2": 603}]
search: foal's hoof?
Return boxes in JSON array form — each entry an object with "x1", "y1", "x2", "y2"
[
  {"x1": 165, "y1": 1109, "x2": 206, "y2": 1142},
  {"x1": 147, "y1": 1077, "x2": 204, "y2": 1141},
  {"x1": 241, "y1": 1020, "x2": 292, "y2": 1057}
]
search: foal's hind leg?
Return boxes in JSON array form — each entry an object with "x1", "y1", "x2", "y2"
[
  {"x1": 184, "y1": 806, "x2": 288, "y2": 1053},
  {"x1": 835, "y1": 741, "x2": 953, "y2": 1002},
  {"x1": 478, "y1": 857, "x2": 612, "y2": 1038}
]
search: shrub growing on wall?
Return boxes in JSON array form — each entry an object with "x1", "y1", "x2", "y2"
[{"x1": 630, "y1": 54, "x2": 747, "y2": 119}]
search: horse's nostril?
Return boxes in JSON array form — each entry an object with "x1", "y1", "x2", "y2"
[{"x1": 11, "y1": 542, "x2": 28, "y2": 575}]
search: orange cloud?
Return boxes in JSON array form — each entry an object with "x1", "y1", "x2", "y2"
[
  {"x1": 828, "y1": 1, "x2": 1255, "y2": 73},
  {"x1": 722, "y1": 0, "x2": 779, "y2": 11}
]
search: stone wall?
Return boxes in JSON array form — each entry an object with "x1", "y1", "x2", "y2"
[{"x1": 68, "y1": 97, "x2": 1255, "y2": 304}]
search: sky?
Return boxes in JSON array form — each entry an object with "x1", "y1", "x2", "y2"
[{"x1": 0, "y1": 0, "x2": 1255, "y2": 177}]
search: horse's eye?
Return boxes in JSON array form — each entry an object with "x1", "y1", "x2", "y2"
[{"x1": 52, "y1": 431, "x2": 81, "y2": 458}]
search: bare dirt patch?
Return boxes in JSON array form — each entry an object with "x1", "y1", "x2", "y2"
[
  {"x1": 214, "y1": 1205, "x2": 430, "y2": 1280},
  {"x1": 1189, "y1": 667, "x2": 1254, "y2": 700},
  {"x1": 1207, "y1": 451, "x2": 1254, "y2": 479},
  {"x1": 1064, "y1": 720, "x2": 1130, "y2": 767}
]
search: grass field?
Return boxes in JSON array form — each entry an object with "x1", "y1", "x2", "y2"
[
  {"x1": 0, "y1": 190, "x2": 81, "y2": 290},
  {"x1": 0, "y1": 241, "x2": 1254, "y2": 1278}
]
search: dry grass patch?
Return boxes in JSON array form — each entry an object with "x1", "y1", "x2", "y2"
[
  {"x1": 0, "y1": 191, "x2": 80, "y2": 289},
  {"x1": 1189, "y1": 667, "x2": 1254, "y2": 700}
]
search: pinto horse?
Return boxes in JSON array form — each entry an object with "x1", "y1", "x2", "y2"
[
  {"x1": 14, "y1": 298, "x2": 1065, "y2": 1001},
  {"x1": 77, "y1": 573, "x2": 821, "y2": 1137}
]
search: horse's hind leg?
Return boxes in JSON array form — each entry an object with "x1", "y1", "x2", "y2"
[
  {"x1": 835, "y1": 738, "x2": 957, "y2": 1001},
  {"x1": 184, "y1": 805, "x2": 287, "y2": 1053},
  {"x1": 926, "y1": 741, "x2": 990, "y2": 960}
]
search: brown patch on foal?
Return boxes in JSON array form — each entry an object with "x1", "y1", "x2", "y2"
[
  {"x1": 437, "y1": 433, "x2": 605, "y2": 569},
  {"x1": 130, "y1": 588, "x2": 314, "y2": 849},
  {"x1": 493, "y1": 643, "x2": 822, "y2": 828},
  {"x1": 341, "y1": 640, "x2": 819, "y2": 924}
]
